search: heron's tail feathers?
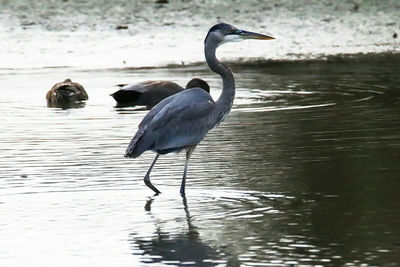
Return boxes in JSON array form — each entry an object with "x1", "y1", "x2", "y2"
[{"x1": 125, "y1": 128, "x2": 153, "y2": 158}]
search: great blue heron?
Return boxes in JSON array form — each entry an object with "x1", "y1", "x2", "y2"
[
  {"x1": 125, "y1": 23, "x2": 274, "y2": 195},
  {"x1": 111, "y1": 78, "x2": 210, "y2": 109},
  {"x1": 46, "y1": 79, "x2": 88, "y2": 106}
]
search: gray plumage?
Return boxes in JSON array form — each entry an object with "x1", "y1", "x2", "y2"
[
  {"x1": 125, "y1": 23, "x2": 274, "y2": 195},
  {"x1": 125, "y1": 88, "x2": 218, "y2": 158}
]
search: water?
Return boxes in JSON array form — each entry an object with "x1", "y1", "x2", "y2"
[
  {"x1": 1, "y1": 55, "x2": 400, "y2": 266},
  {"x1": 1, "y1": 1, "x2": 400, "y2": 266}
]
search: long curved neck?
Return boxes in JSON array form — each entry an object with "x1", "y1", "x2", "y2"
[{"x1": 205, "y1": 43, "x2": 235, "y2": 122}]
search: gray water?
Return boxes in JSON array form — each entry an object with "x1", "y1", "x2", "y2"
[{"x1": 1, "y1": 55, "x2": 400, "y2": 266}]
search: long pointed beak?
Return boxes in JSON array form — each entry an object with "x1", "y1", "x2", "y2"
[{"x1": 238, "y1": 30, "x2": 275, "y2": 40}]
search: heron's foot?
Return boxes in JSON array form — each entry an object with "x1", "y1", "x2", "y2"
[{"x1": 144, "y1": 176, "x2": 161, "y2": 195}]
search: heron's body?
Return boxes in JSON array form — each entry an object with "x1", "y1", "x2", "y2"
[
  {"x1": 126, "y1": 88, "x2": 217, "y2": 157},
  {"x1": 111, "y1": 78, "x2": 209, "y2": 109},
  {"x1": 125, "y1": 23, "x2": 274, "y2": 195},
  {"x1": 46, "y1": 79, "x2": 88, "y2": 105}
]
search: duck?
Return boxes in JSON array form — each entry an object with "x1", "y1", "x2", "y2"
[
  {"x1": 46, "y1": 79, "x2": 88, "y2": 106},
  {"x1": 111, "y1": 78, "x2": 210, "y2": 109}
]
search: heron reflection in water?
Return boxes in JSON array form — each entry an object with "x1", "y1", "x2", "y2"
[
  {"x1": 130, "y1": 197, "x2": 238, "y2": 266},
  {"x1": 125, "y1": 23, "x2": 274, "y2": 195}
]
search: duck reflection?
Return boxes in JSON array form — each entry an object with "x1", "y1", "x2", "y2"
[
  {"x1": 47, "y1": 101, "x2": 87, "y2": 109},
  {"x1": 130, "y1": 197, "x2": 230, "y2": 266}
]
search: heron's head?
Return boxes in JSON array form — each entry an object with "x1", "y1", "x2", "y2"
[{"x1": 205, "y1": 23, "x2": 274, "y2": 47}]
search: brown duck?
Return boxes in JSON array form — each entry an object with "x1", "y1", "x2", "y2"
[
  {"x1": 110, "y1": 78, "x2": 210, "y2": 109},
  {"x1": 46, "y1": 79, "x2": 88, "y2": 105}
]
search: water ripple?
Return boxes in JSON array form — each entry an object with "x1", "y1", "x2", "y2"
[{"x1": 1, "y1": 61, "x2": 400, "y2": 266}]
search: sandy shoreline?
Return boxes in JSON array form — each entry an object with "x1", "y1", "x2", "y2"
[{"x1": 1, "y1": 0, "x2": 399, "y2": 69}]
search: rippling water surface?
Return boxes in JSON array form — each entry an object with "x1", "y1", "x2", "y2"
[{"x1": 1, "y1": 57, "x2": 400, "y2": 266}]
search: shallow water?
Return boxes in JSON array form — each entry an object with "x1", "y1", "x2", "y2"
[{"x1": 1, "y1": 56, "x2": 400, "y2": 266}]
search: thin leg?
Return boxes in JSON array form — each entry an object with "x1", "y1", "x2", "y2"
[
  {"x1": 144, "y1": 154, "x2": 161, "y2": 194},
  {"x1": 180, "y1": 145, "x2": 196, "y2": 196}
]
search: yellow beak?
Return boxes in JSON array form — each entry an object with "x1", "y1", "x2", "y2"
[{"x1": 239, "y1": 30, "x2": 275, "y2": 40}]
